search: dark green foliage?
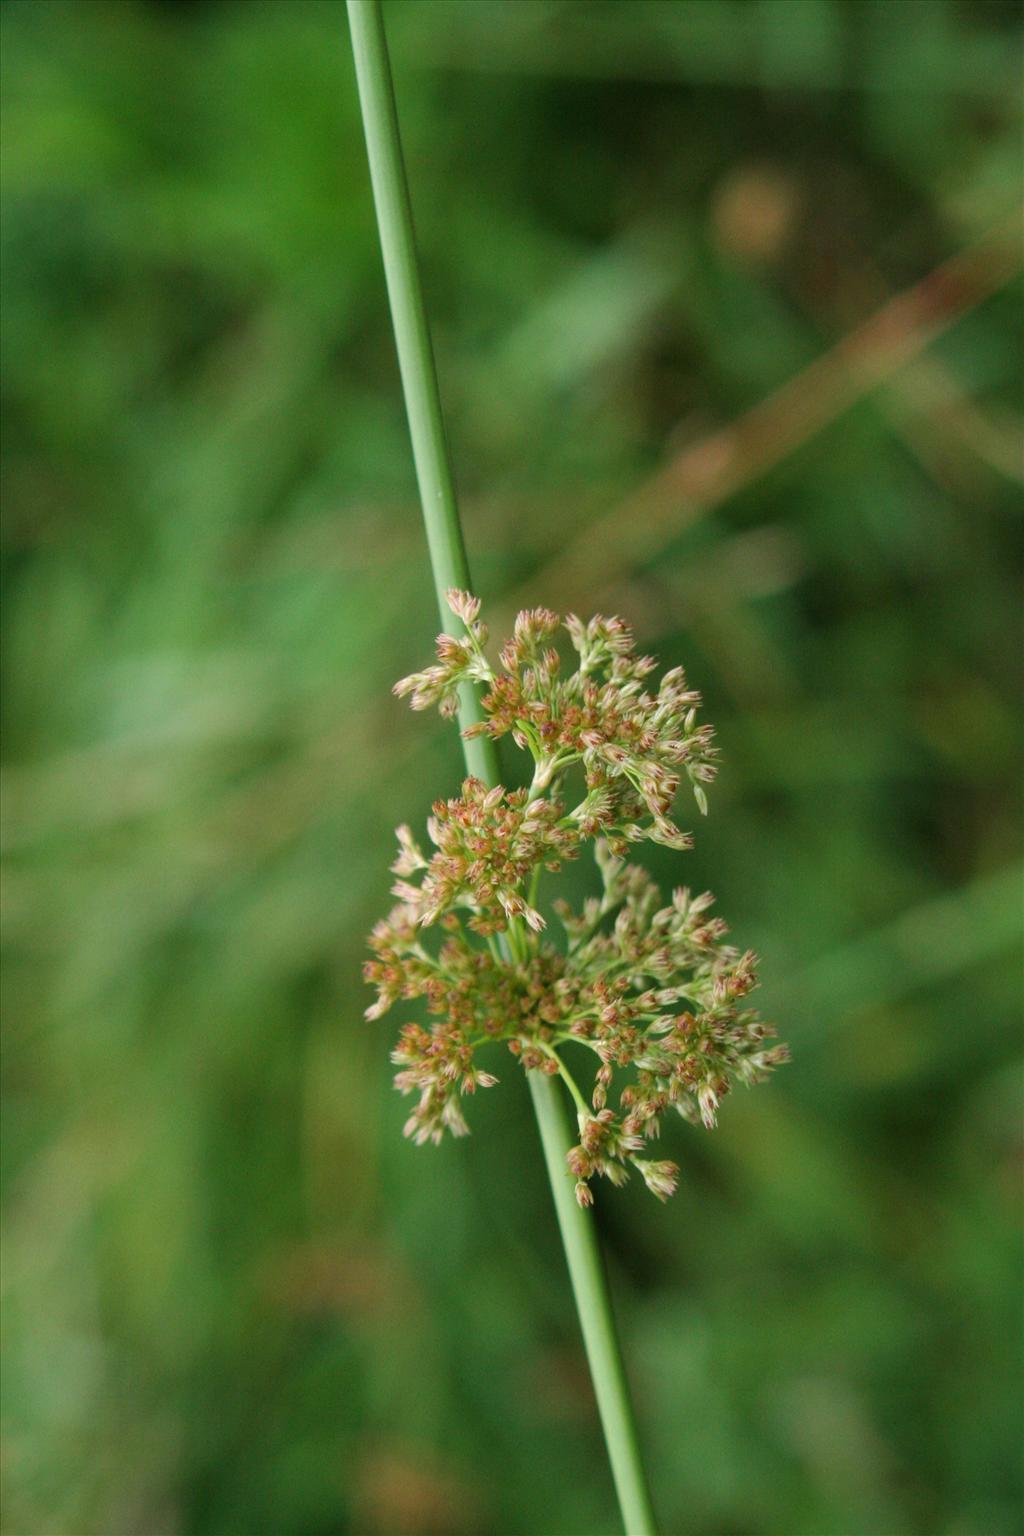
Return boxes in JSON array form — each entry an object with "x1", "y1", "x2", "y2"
[{"x1": 2, "y1": 2, "x2": 1021, "y2": 1532}]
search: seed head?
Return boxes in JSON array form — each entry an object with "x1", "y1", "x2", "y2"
[{"x1": 365, "y1": 594, "x2": 786, "y2": 1201}]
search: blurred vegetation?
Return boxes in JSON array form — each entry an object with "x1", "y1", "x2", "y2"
[{"x1": 1, "y1": 1, "x2": 1022, "y2": 1533}]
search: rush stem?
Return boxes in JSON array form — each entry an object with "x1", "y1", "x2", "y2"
[{"x1": 345, "y1": 5, "x2": 658, "y2": 1532}]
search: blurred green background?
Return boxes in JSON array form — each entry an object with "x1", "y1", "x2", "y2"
[{"x1": 2, "y1": 1, "x2": 1022, "y2": 1533}]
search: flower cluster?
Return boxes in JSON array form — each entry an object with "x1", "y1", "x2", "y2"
[
  {"x1": 366, "y1": 592, "x2": 786, "y2": 1202},
  {"x1": 394, "y1": 592, "x2": 718, "y2": 851},
  {"x1": 390, "y1": 778, "x2": 579, "y2": 935}
]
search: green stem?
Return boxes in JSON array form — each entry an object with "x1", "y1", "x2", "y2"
[
  {"x1": 344, "y1": 0, "x2": 493, "y2": 785},
  {"x1": 528, "y1": 1071, "x2": 657, "y2": 1536},
  {"x1": 537, "y1": 1042, "x2": 590, "y2": 1119},
  {"x1": 346, "y1": 5, "x2": 657, "y2": 1532}
]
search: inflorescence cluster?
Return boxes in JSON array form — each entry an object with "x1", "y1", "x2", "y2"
[{"x1": 365, "y1": 592, "x2": 787, "y2": 1204}]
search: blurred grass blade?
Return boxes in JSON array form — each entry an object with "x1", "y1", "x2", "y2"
[{"x1": 508, "y1": 215, "x2": 1022, "y2": 617}]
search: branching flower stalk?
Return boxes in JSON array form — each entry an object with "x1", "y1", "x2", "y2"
[
  {"x1": 368, "y1": 593, "x2": 787, "y2": 1203},
  {"x1": 346, "y1": 4, "x2": 785, "y2": 1531}
]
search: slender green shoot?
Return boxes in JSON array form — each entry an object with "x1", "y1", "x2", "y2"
[{"x1": 345, "y1": 3, "x2": 658, "y2": 1530}]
